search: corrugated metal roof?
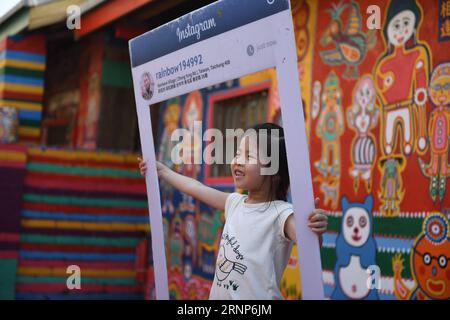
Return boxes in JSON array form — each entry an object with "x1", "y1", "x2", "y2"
[
  {"x1": 28, "y1": 0, "x2": 105, "y2": 30},
  {"x1": 0, "y1": 0, "x2": 26, "y2": 25},
  {"x1": 0, "y1": 0, "x2": 105, "y2": 37}
]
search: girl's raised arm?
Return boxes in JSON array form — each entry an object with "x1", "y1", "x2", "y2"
[{"x1": 144, "y1": 160, "x2": 229, "y2": 211}]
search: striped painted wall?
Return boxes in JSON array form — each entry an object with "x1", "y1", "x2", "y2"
[
  {"x1": 16, "y1": 147, "x2": 150, "y2": 299},
  {"x1": 0, "y1": 34, "x2": 46, "y2": 144},
  {"x1": 0, "y1": 143, "x2": 27, "y2": 299}
]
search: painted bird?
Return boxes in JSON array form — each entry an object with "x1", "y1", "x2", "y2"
[
  {"x1": 320, "y1": 0, "x2": 377, "y2": 80},
  {"x1": 215, "y1": 245, "x2": 247, "y2": 282}
]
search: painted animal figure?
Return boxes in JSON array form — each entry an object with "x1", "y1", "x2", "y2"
[
  {"x1": 332, "y1": 195, "x2": 379, "y2": 300},
  {"x1": 320, "y1": 0, "x2": 377, "y2": 79}
]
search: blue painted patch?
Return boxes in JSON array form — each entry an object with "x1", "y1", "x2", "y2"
[
  {"x1": 19, "y1": 251, "x2": 136, "y2": 261},
  {"x1": 21, "y1": 210, "x2": 149, "y2": 223},
  {"x1": 324, "y1": 284, "x2": 395, "y2": 300},
  {"x1": 18, "y1": 110, "x2": 42, "y2": 121},
  {"x1": 0, "y1": 50, "x2": 46, "y2": 63},
  {"x1": 2, "y1": 75, "x2": 44, "y2": 86}
]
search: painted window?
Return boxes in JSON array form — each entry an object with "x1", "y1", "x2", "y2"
[{"x1": 205, "y1": 82, "x2": 270, "y2": 185}]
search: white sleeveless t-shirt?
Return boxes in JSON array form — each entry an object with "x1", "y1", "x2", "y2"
[{"x1": 209, "y1": 192, "x2": 294, "y2": 300}]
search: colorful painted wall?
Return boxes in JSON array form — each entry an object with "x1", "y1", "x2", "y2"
[
  {"x1": 151, "y1": 0, "x2": 450, "y2": 300},
  {"x1": 0, "y1": 34, "x2": 46, "y2": 144},
  {"x1": 311, "y1": 0, "x2": 449, "y2": 300},
  {"x1": 0, "y1": 145, "x2": 150, "y2": 299},
  {"x1": 1, "y1": 0, "x2": 448, "y2": 301}
]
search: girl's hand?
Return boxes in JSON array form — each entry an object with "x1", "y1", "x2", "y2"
[
  {"x1": 308, "y1": 198, "x2": 328, "y2": 236},
  {"x1": 137, "y1": 157, "x2": 168, "y2": 178},
  {"x1": 138, "y1": 157, "x2": 147, "y2": 177},
  {"x1": 137, "y1": 156, "x2": 228, "y2": 211}
]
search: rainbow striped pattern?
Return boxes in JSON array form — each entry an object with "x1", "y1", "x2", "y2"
[
  {"x1": 16, "y1": 147, "x2": 150, "y2": 299},
  {"x1": 0, "y1": 35, "x2": 46, "y2": 144}
]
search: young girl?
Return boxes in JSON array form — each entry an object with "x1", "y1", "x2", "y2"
[{"x1": 139, "y1": 123, "x2": 328, "y2": 299}]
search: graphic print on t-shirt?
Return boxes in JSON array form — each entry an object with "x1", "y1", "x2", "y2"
[{"x1": 215, "y1": 233, "x2": 247, "y2": 291}]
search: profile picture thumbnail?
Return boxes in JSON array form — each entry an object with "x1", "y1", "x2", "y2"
[{"x1": 140, "y1": 72, "x2": 154, "y2": 100}]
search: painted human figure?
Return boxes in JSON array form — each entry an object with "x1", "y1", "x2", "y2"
[
  {"x1": 347, "y1": 76, "x2": 379, "y2": 192},
  {"x1": 375, "y1": 0, "x2": 431, "y2": 156},
  {"x1": 158, "y1": 99, "x2": 181, "y2": 167},
  {"x1": 418, "y1": 63, "x2": 450, "y2": 202},
  {"x1": 378, "y1": 156, "x2": 405, "y2": 216},
  {"x1": 181, "y1": 91, "x2": 202, "y2": 177},
  {"x1": 182, "y1": 215, "x2": 197, "y2": 281},
  {"x1": 315, "y1": 71, "x2": 345, "y2": 177},
  {"x1": 170, "y1": 218, "x2": 183, "y2": 270},
  {"x1": 392, "y1": 212, "x2": 450, "y2": 300},
  {"x1": 179, "y1": 91, "x2": 203, "y2": 212}
]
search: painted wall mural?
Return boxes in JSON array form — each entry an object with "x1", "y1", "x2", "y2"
[
  {"x1": 418, "y1": 62, "x2": 450, "y2": 202},
  {"x1": 320, "y1": 0, "x2": 377, "y2": 80},
  {"x1": 347, "y1": 75, "x2": 379, "y2": 193},
  {"x1": 392, "y1": 212, "x2": 450, "y2": 300},
  {"x1": 156, "y1": 89, "x2": 228, "y2": 299},
  {"x1": 375, "y1": 0, "x2": 430, "y2": 157},
  {"x1": 332, "y1": 195, "x2": 379, "y2": 299},
  {"x1": 310, "y1": 0, "x2": 449, "y2": 300},
  {"x1": 314, "y1": 71, "x2": 344, "y2": 209},
  {"x1": 150, "y1": 0, "x2": 448, "y2": 300},
  {"x1": 3, "y1": 0, "x2": 448, "y2": 301}
]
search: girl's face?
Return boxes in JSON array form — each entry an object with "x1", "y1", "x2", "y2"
[
  {"x1": 387, "y1": 10, "x2": 415, "y2": 47},
  {"x1": 230, "y1": 135, "x2": 268, "y2": 192}
]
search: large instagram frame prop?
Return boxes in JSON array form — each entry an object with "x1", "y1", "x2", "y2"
[{"x1": 129, "y1": 0, "x2": 323, "y2": 300}]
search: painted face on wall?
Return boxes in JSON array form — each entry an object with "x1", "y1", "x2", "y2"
[
  {"x1": 164, "y1": 103, "x2": 181, "y2": 129},
  {"x1": 185, "y1": 218, "x2": 196, "y2": 244},
  {"x1": 387, "y1": 10, "x2": 416, "y2": 47},
  {"x1": 412, "y1": 214, "x2": 450, "y2": 299},
  {"x1": 429, "y1": 75, "x2": 450, "y2": 107},
  {"x1": 352, "y1": 77, "x2": 376, "y2": 133},
  {"x1": 186, "y1": 100, "x2": 199, "y2": 126},
  {"x1": 356, "y1": 79, "x2": 376, "y2": 111},
  {"x1": 184, "y1": 259, "x2": 193, "y2": 279},
  {"x1": 323, "y1": 86, "x2": 340, "y2": 109},
  {"x1": 343, "y1": 207, "x2": 371, "y2": 247}
]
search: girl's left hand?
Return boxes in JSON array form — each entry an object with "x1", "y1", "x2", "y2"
[{"x1": 308, "y1": 198, "x2": 328, "y2": 235}]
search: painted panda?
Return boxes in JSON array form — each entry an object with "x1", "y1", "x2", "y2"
[{"x1": 331, "y1": 195, "x2": 379, "y2": 300}]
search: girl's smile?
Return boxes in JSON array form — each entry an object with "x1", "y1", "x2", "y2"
[
  {"x1": 230, "y1": 135, "x2": 270, "y2": 200},
  {"x1": 233, "y1": 168, "x2": 245, "y2": 179}
]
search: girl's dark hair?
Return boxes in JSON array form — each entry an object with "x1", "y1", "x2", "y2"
[{"x1": 250, "y1": 123, "x2": 290, "y2": 202}]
